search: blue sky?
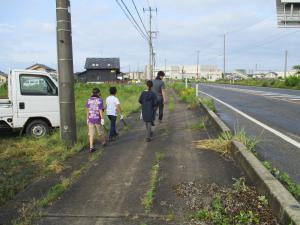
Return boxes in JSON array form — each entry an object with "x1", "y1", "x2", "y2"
[{"x1": 0, "y1": 0, "x2": 299, "y2": 73}]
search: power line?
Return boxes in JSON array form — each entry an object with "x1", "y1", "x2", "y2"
[
  {"x1": 131, "y1": 0, "x2": 149, "y2": 36},
  {"x1": 119, "y1": 0, "x2": 149, "y2": 39},
  {"x1": 115, "y1": 0, "x2": 148, "y2": 41}
]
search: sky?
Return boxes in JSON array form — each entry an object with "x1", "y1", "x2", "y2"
[{"x1": 0, "y1": 0, "x2": 299, "y2": 73}]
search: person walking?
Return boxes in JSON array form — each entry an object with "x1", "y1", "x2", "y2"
[
  {"x1": 106, "y1": 86, "x2": 123, "y2": 141},
  {"x1": 152, "y1": 71, "x2": 167, "y2": 124},
  {"x1": 139, "y1": 80, "x2": 158, "y2": 142},
  {"x1": 86, "y1": 88, "x2": 106, "y2": 153}
]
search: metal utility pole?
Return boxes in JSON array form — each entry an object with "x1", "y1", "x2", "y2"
[
  {"x1": 223, "y1": 34, "x2": 226, "y2": 79},
  {"x1": 144, "y1": 7, "x2": 157, "y2": 80},
  {"x1": 196, "y1": 50, "x2": 200, "y2": 80},
  {"x1": 284, "y1": 50, "x2": 288, "y2": 78},
  {"x1": 56, "y1": 0, "x2": 77, "y2": 145}
]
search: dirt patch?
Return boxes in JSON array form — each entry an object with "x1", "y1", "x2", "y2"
[{"x1": 174, "y1": 180, "x2": 279, "y2": 225}]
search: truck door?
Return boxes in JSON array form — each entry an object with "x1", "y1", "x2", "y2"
[{"x1": 17, "y1": 74, "x2": 60, "y2": 127}]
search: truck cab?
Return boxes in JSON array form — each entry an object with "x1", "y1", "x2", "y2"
[{"x1": 0, "y1": 69, "x2": 59, "y2": 137}]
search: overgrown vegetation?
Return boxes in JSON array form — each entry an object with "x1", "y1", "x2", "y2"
[
  {"x1": 0, "y1": 83, "x2": 144, "y2": 206},
  {"x1": 142, "y1": 152, "x2": 164, "y2": 212},
  {"x1": 263, "y1": 161, "x2": 300, "y2": 201},
  {"x1": 0, "y1": 82, "x2": 7, "y2": 98},
  {"x1": 190, "y1": 118, "x2": 206, "y2": 130},
  {"x1": 171, "y1": 82, "x2": 198, "y2": 109},
  {"x1": 12, "y1": 150, "x2": 102, "y2": 225},
  {"x1": 168, "y1": 96, "x2": 175, "y2": 112},
  {"x1": 199, "y1": 96, "x2": 216, "y2": 112},
  {"x1": 215, "y1": 75, "x2": 300, "y2": 90},
  {"x1": 193, "y1": 130, "x2": 259, "y2": 158},
  {"x1": 175, "y1": 178, "x2": 278, "y2": 225}
]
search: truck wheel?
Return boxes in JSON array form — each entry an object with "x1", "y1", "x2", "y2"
[{"x1": 25, "y1": 120, "x2": 50, "y2": 138}]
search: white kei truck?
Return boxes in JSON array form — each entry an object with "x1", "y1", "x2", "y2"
[{"x1": 0, "y1": 69, "x2": 60, "y2": 138}]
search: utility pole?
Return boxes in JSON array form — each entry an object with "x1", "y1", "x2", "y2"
[
  {"x1": 164, "y1": 58, "x2": 167, "y2": 72},
  {"x1": 56, "y1": 0, "x2": 77, "y2": 145},
  {"x1": 196, "y1": 50, "x2": 200, "y2": 80},
  {"x1": 144, "y1": 7, "x2": 157, "y2": 80},
  {"x1": 223, "y1": 34, "x2": 226, "y2": 79},
  {"x1": 284, "y1": 50, "x2": 288, "y2": 78}
]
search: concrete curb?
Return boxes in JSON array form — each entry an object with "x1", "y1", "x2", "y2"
[{"x1": 199, "y1": 103, "x2": 300, "y2": 225}]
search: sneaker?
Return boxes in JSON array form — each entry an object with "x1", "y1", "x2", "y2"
[
  {"x1": 146, "y1": 138, "x2": 151, "y2": 142},
  {"x1": 89, "y1": 147, "x2": 96, "y2": 153}
]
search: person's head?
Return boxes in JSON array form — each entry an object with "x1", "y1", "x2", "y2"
[
  {"x1": 92, "y1": 87, "x2": 100, "y2": 97},
  {"x1": 146, "y1": 80, "x2": 153, "y2": 91},
  {"x1": 110, "y1": 86, "x2": 117, "y2": 95},
  {"x1": 156, "y1": 71, "x2": 165, "y2": 80}
]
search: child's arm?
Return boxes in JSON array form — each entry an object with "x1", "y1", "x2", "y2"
[{"x1": 86, "y1": 108, "x2": 89, "y2": 124}]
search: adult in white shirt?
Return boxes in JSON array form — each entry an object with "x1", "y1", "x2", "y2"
[{"x1": 106, "y1": 87, "x2": 123, "y2": 141}]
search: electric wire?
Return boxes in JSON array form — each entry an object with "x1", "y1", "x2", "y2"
[
  {"x1": 119, "y1": 0, "x2": 149, "y2": 40},
  {"x1": 131, "y1": 0, "x2": 149, "y2": 36},
  {"x1": 115, "y1": 0, "x2": 149, "y2": 41}
]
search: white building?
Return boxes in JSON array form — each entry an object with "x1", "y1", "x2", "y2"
[
  {"x1": 126, "y1": 72, "x2": 146, "y2": 80},
  {"x1": 155, "y1": 65, "x2": 222, "y2": 81}
]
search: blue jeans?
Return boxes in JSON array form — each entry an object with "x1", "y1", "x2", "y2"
[{"x1": 108, "y1": 115, "x2": 117, "y2": 139}]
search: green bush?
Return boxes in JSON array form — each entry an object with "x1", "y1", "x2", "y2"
[
  {"x1": 285, "y1": 76, "x2": 300, "y2": 87},
  {"x1": 0, "y1": 82, "x2": 8, "y2": 98}
]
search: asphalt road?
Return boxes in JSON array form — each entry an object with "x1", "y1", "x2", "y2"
[{"x1": 198, "y1": 83, "x2": 300, "y2": 183}]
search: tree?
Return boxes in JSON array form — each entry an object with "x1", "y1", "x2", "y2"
[{"x1": 293, "y1": 65, "x2": 300, "y2": 75}]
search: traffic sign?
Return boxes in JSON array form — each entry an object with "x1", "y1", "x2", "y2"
[{"x1": 276, "y1": 0, "x2": 300, "y2": 28}]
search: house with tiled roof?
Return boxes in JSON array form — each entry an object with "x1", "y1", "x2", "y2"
[
  {"x1": 26, "y1": 63, "x2": 56, "y2": 73},
  {"x1": 77, "y1": 58, "x2": 120, "y2": 83}
]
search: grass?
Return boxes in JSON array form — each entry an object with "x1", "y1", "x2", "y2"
[
  {"x1": 0, "y1": 83, "x2": 144, "y2": 206},
  {"x1": 168, "y1": 96, "x2": 175, "y2": 112},
  {"x1": 0, "y1": 82, "x2": 7, "y2": 98},
  {"x1": 199, "y1": 96, "x2": 216, "y2": 112},
  {"x1": 193, "y1": 130, "x2": 259, "y2": 157},
  {"x1": 142, "y1": 152, "x2": 164, "y2": 212},
  {"x1": 215, "y1": 76, "x2": 300, "y2": 90},
  {"x1": 171, "y1": 82, "x2": 198, "y2": 109},
  {"x1": 190, "y1": 118, "x2": 206, "y2": 130},
  {"x1": 12, "y1": 150, "x2": 102, "y2": 225},
  {"x1": 263, "y1": 161, "x2": 300, "y2": 201}
]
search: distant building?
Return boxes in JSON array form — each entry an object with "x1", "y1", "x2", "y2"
[
  {"x1": 155, "y1": 65, "x2": 222, "y2": 81},
  {"x1": 0, "y1": 71, "x2": 7, "y2": 83},
  {"x1": 78, "y1": 58, "x2": 120, "y2": 83},
  {"x1": 26, "y1": 63, "x2": 56, "y2": 73},
  {"x1": 126, "y1": 72, "x2": 146, "y2": 80},
  {"x1": 233, "y1": 69, "x2": 249, "y2": 79}
]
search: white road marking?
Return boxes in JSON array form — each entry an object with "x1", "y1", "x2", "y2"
[
  {"x1": 205, "y1": 84, "x2": 300, "y2": 103},
  {"x1": 198, "y1": 90, "x2": 300, "y2": 149}
]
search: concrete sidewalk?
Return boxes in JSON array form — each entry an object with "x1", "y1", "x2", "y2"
[{"x1": 36, "y1": 92, "x2": 240, "y2": 225}]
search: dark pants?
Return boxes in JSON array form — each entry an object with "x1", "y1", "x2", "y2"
[
  {"x1": 145, "y1": 122, "x2": 152, "y2": 139},
  {"x1": 108, "y1": 115, "x2": 117, "y2": 138},
  {"x1": 155, "y1": 97, "x2": 164, "y2": 121}
]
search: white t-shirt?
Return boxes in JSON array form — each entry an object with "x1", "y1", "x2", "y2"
[{"x1": 106, "y1": 95, "x2": 120, "y2": 116}]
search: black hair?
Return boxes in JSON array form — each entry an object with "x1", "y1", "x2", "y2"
[
  {"x1": 146, "y1": 80, "x2": 153, "y2": 91},
  {"x1": 92, "y1": 87, "x2": 100, "y2": 97},
  {"x1": 156, "y1": 71, "x2": 165, "y2": 80},
  {"x1": 110, "y1": 86, "x2": 117, "y2": 95}
]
